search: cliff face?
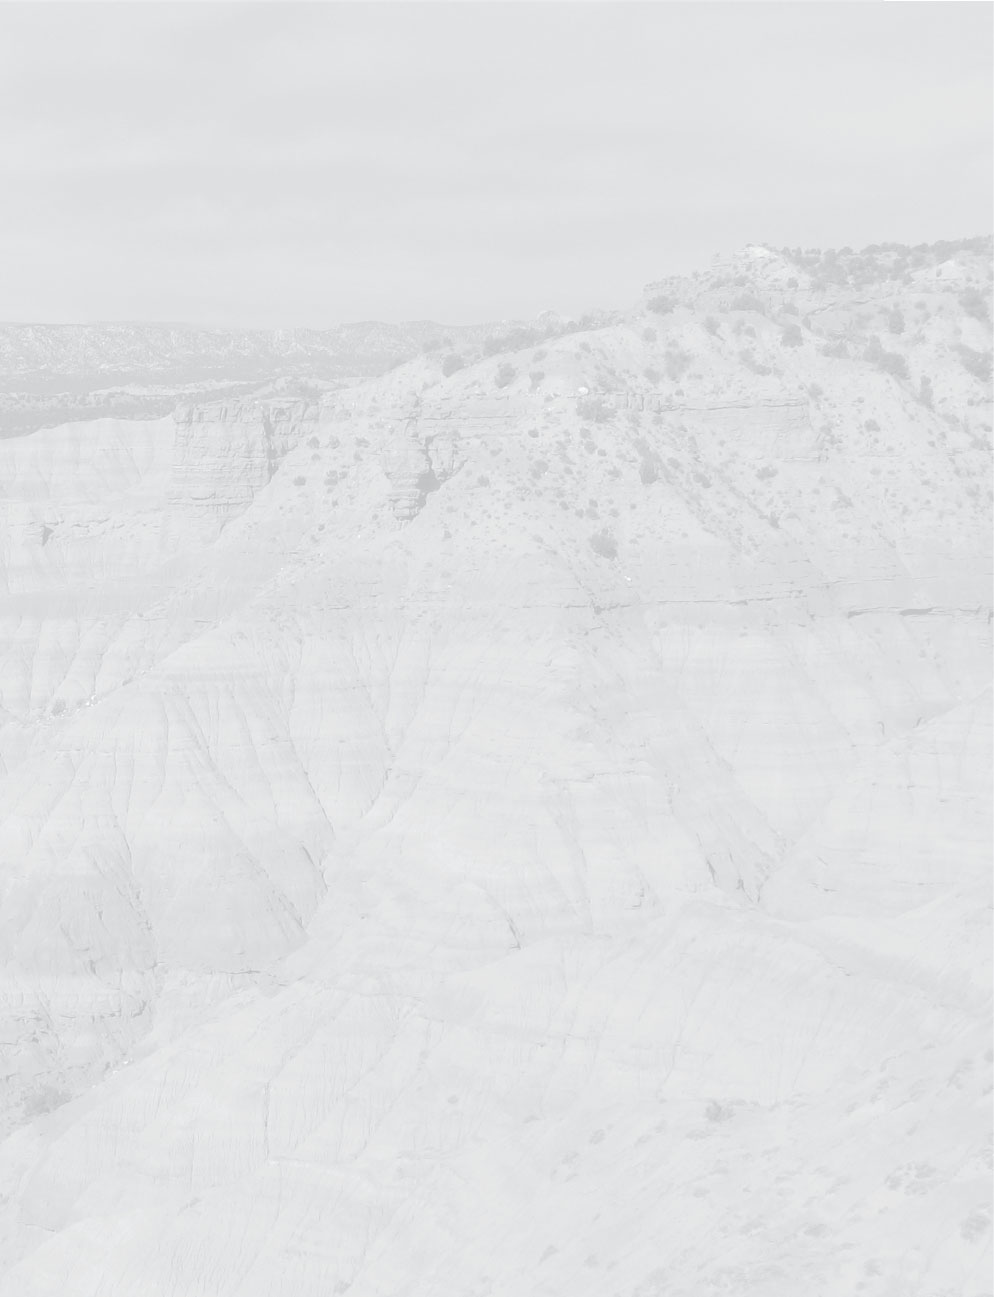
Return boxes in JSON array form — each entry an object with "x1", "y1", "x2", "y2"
[
  {"x1": 169, "y1": 398, "x2": 317, "y2": 521},
  {"x1": 0, "y1": 241, "x2": 990, "y2": 1297}
]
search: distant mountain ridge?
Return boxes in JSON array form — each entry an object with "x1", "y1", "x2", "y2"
[
  {"x1": 0, "y1": 319, "x2": 495, "y2": 437},
  {"x1": 0, "y1": 319, "x2": 493, "y2": 384}
]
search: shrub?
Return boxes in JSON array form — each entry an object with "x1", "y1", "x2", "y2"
[
  {"x1": 886, "y1": 309, "x2": 905, "y2": 334},
  {"x1": 23, "y1": 1084, "x2": 71, "y2": 1117},
  {"x1": 780, "y1": 324, "x2": 803, "y2": 348},
  {"x1": 643, "y1": 366, "x2": 661, "y2": 383},
  {"x1": 293, "y1": 475, "x2": 307, "y2": 486},
  {"x1": 495, "y1": 363, "x2": 517, "y2": 389},
  {"x1": 588, "y1": 528, "x2": 618, "y2": 560},
  {"x1": 307, "y1": 436, "x2": 320, "y2": 449},
  {"x1": 576, "y1": 396, "x2": 611, "y2": 423},
  {"x1": 821, "y1": 339, "x2": 848, "y2": 358},
  {"x1": 864, "y1": 419, "x2": 880, "y2": 432},
  {"x1": 483, "y1": 326, "x2": 542, "y2": 356},
  {"x1": 919, "y1": 376, "x2": 934, "y2": 408},
  {"x1": 781, "y1": 301, "x2": 799, "y2": 315},
  {"x1": 704, "y1": 316, "x2": 720, "y2": 335},
  {"x1": 955, "y1": 345, "x2": 992, "y2": 381},
  {"x1": 441, "y1": 354, "x2": 465, "y2": 376},
  {"x1": 647, "y1": 294, "x2": 678, "y2": 315},
  {"x1": 864, "y1": 336, "x2": 908, "y2": 380},
  {"x1": 665, "y1": 349, "x2": 691, "y2": 381},
  {"x1": 738, "y1": 348, "x2": 772, "y2": 376},
  {"x1": 416, "y1": 468, "x2": 440, "y2": 495},
  {"x1": 731, "y1": 293, "x2": 764, "y2": 313},
  {"x1": 960, "y1": 288, "x2": 990, "y2": 322},
  {"x1": 529, "y1": 371, "x2": 545, "y2": 390}
]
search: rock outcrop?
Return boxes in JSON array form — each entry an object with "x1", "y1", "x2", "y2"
[{"x1": 169, "y1": 398, "x2": 317, "y2": 522}]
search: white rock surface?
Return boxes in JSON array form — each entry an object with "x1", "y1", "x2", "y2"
[{"x1": 0, "y1": 246, "x2": 990, "y2": 1295}]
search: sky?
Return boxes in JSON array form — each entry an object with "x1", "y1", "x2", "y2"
[{"x1": 0, "y1": 2, "x2": 990, "y2": 327}]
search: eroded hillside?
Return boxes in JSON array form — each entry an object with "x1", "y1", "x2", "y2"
[{"x1": 0, "y1": 239, "x2": 990, "y2": 1297}]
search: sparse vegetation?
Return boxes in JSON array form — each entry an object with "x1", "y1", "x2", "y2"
[
  {"x1": 665, "y1": 349, "x2": 691, "y2": 381},
  {"x1": 864, "y1": 336, "x2": 909, "y2": 380},
  {"x1": 22, "y1": 1083, "x2": 71, "y2": 1118},
  {"x1": 738, "y1": 348, "x2": 772, "y2": 376},
  {"x1": 955, "y1": 345, "x2": 992, "y2": 381},
  {"x1": 960, "y1": 287, "x2": 990, "y2": 322},
  {"x1": 576, "y1": 396, "x2": 611, "y2": 423},
  {"x1": 588, "y1": 528, "x2": 618, "y2": 560}
]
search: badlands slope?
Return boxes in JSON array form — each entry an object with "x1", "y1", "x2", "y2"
[{"x1": 0, "y1": 242, "x2": 991, "y2": 1296}]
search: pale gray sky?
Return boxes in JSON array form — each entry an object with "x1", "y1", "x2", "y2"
[{"x1": 0, "y1": 2, "x2": 990, "y2": 326}]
